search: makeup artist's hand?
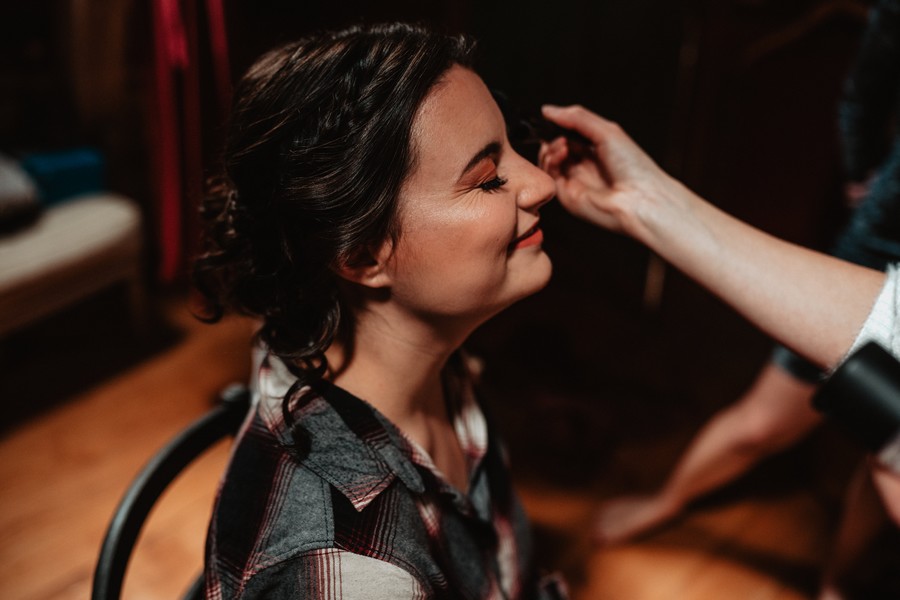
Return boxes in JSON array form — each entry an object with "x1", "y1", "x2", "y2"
[
  {"x1": 538, "y1": 103, "x2": 886, "y2": 370},
  {"x1": 538, "y1": 104, "x2": 689, "y2": 244},
  {"x1": 844, "y1": 173, "x2": 874, "y2": 209},
  {"x1": 873, "y1": 462, "x2": 900, "y2": 526}
]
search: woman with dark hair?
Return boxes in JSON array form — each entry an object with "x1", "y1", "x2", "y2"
[{"x1": 195, "y1": 23, "x2": 563, "y2": 599}]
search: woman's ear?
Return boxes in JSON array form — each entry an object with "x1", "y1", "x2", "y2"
[{"x1": 333, "y1": 239, "x2": 394, "y2": 289}]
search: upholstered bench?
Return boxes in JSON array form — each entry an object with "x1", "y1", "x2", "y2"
[{"x1": 0, "y1": 193, "x2": 145, "y2": 336}]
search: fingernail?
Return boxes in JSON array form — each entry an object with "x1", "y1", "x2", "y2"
[{"x1": 542, "y1": 104, "x2": 561, "y2": 115}]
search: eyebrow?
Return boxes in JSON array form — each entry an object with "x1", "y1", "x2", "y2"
[{"x1": 459, "y1": 141, "x2": 502, "y2": 180}]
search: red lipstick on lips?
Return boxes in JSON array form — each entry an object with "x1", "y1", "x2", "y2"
[{"x1": 512, "y1": 224, "x2": 543, "y2": 250}]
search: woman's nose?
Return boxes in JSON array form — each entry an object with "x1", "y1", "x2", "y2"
[{"x1": 517, "y1": 157, "x2": 556, "y2": 212}]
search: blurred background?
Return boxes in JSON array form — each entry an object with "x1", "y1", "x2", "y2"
[{"x1": 0, "y1": 0, "x2": 884, "y2": 598}]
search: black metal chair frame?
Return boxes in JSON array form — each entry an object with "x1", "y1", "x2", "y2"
[{"x1": 92, "y1": 383, "x2": 251, "y2": 600}]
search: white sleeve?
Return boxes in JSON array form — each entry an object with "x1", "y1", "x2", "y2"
[{"x1": 845, "y1": 264, "x2": 900, "y2": 362}]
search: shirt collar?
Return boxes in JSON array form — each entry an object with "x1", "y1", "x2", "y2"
[{"x1": 255, "y1": 353, "x2": 488, "y2": 513}]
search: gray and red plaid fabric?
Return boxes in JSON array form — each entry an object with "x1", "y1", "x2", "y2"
[{"x1": 204, "y1": 353, "x2": 567, "y2": 599}]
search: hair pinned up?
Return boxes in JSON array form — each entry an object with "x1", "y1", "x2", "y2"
[{"x1": 193, "y1": 23, "x2": 475, "y2": 456}]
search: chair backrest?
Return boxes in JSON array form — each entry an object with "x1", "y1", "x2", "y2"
[{"x1": 92, "y1": 383, "x2": 251, "y2": 600}]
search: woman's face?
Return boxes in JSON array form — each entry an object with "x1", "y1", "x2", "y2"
[{"x1": 383, "y1": 65, "x2": 555, "y2": 323}]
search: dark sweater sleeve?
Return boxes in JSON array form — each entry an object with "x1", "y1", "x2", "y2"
[{"x1": 839, "y1": 0, "x2": 900, "y2": 181}]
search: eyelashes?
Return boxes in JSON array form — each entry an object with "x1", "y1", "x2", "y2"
[{"x1": 478, "y1": 175, "x2": 508, "y2": 193}]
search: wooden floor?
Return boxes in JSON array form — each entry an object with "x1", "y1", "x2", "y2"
[{"x1": 0, "y1": 294, "x2": 834, "y2": 600}]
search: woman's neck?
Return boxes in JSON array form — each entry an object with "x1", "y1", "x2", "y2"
[
  {"x1": 325, "y1": 306, "x2": 472, "y2": 445},
  {"x1": 328, "y1": 317, "x2": 455, "y2": 416},
  {"x1": 325, "y1": 305, "x2": 475, "y2": 491}
]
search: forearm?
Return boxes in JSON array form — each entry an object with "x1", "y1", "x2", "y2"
[
  {"x1": 634, "y1": 181, "x2": 886, "y2": 368},
  {"x1": 539, "y1": 103, "x2": 888, "y2": 365}
]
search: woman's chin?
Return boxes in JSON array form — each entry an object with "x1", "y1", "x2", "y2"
[
  {"x1": 506, "y1": 254, "x2": 553, "y2": 305},
  {"x1": 528, "y1": 252, "x2": 553, "y2": 290}
]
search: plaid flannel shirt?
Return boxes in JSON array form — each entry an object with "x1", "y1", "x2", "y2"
[{"x1": 204, "y1": 353, "x2": 567, "y2": 599}]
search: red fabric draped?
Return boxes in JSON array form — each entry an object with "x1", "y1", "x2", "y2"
[{"x1": 151, "y1": 0, "x2": 230, "y2": 283}]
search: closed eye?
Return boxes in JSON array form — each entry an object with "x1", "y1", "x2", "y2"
[{"x1": 479, "y1": 176, "x2": 507, "y2": 193}]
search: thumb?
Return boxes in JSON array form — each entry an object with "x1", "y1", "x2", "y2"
[{"x1": 541, "y1": 104, "x2": 612, "y2": 145}]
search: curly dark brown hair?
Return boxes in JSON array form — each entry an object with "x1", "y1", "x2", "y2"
[{"x1": 193, "y1": 23, "x2": 475, "y2": 455}]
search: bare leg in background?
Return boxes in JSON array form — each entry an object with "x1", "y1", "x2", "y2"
[{"x1": 594, "y1": 362, "x2": 822, "y2": 544}]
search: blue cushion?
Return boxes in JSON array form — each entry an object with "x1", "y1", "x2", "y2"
[{"x1": 20, "y1": 147, "x2": 106, "y2": 206}]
